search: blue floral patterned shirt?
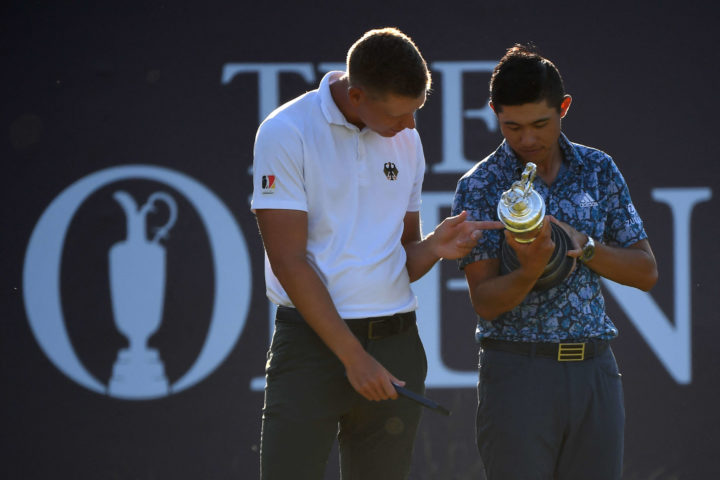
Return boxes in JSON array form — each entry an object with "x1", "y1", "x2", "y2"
[{"x1": 452, "y1": 133, "x2": 647, "y2": 342}]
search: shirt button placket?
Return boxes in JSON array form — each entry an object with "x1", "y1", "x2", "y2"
[{"x1": 357, "y1": 132, "x2": 369, "y2": 185}]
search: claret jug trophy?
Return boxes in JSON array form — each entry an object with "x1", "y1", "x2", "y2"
[{"x1": 497, "y1": 162, "x2": 575, "y2": 291}]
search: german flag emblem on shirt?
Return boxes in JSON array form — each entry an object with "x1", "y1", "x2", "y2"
[{"x1": 261, "y1": 175, "x2": 276, "y2": 194}]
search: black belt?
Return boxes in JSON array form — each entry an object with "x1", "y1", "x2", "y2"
[
  {"x1": 480, "y1": 338, "x2": 609, "y2": 362},
  {"x1": 276, "y1": 306, "x2": 416, "y2": 340}
]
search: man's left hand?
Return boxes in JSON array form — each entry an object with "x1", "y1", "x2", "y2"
[
  {"x1": 548, "y1": 216, "x2": 586, "y2": 258},
  {"x1": 431, "y1": 211, "x2": 504, "y2": 260}
]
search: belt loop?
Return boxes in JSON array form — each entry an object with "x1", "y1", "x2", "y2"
[{"x1": 591, "y1": 338, "x2": 606, "y2": 360}]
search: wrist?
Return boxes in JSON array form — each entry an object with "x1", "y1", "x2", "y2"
[
  {"x1": 422, "y1": 231, "x2": 443, "y2": 260},
  {"x1": 336, "y1": 337, "x2": 367, "y2": 366},
  {"x1": 579, "y1": 235, "x2": 596, "y2": 262}
]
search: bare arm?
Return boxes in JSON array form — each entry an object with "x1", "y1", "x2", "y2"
[
  {"x1": 553, "y1": 218, "x2": 658, "y2": 291},
  {"x1": 255, "y1": 208, "x2": 403, "y2": 401},
  {"x1": 464, "y1": 219, "x2": 556, "y2": 320},
  {"x1": 402, "y1": 210, "x2": 504, "y2": 282}
]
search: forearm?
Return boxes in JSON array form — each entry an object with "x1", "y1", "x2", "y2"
[
  {"x1": 401, "y1": 212, "x2": 503, "y2": 282},
  {"x1": 271, "y1": 256, "x2": 365, "y2": 364},
  {"x1": 403, "y1": 233, "x2": 441, "y2": 282},
  {"x1": 583, "y1": 241, "x2": 658, "y2": 291},
  {"x1": 465, "y1": 223, "x2": 555, "y2": 320},
  {"x1": 257, "y1": 208, "x2": 400, "y2": 401},
  {"x1": 469, "y1": 265, "x2": 539, "y2": 320}
]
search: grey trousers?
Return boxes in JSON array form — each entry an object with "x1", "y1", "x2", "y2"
[
  {"x1": 477, "y1": 345, "x2": 625, "y2": 480},
  {"x1": 260, "y1": 308, "x2": 428, "y2": 480}
]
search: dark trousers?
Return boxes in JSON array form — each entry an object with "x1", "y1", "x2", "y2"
[
  {"x1": 477, "y1": 345, "x2": 625, "y2": 480},
  {"x1": 260, "y1": 308, "x2": 428, "y2": 480}
]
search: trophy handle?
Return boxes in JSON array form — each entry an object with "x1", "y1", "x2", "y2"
[
  {"x1": 143, "y1": 192, "x2": 178, "y2": 244},
  {"x1": 519, "y1": 163, "x2": 536, "y2": 197}
]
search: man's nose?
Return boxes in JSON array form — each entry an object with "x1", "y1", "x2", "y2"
[{"x1": 519, "y1": 131, "x2": 536, "y2": 146}]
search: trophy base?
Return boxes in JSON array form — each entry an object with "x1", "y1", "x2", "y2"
[
  {"x1": 500, "y1": 222, "x2": 576, "y2": 291},
  {"x1": 109, "y1": 348, "x2": 169, "y2": 399}
]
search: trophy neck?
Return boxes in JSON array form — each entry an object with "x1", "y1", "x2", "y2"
[{"x1": 511, "y1": 200, "x2": 530, "y2": 216}]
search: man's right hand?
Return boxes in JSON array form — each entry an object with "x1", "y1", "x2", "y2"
[
  {"x1": 343, "y1": 349, "x2": 404, "y2": 401},
  {"x1": 504, "y1": 217, "x2": 555, "y2": 280}
]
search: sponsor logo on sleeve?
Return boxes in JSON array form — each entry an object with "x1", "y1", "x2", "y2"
[{"x1": 261, "y1": 175, "x2": 276, "y2": 194}]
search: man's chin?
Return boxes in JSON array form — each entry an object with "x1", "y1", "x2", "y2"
[
  {"x1": 380, "y1": 131, "x2": 400, "y2": 138},
  {"x1": 375, "y1": 128, "x2": 404, "y2": 138},
  {"x1": 517, "y1": 151, "x2": 546, "y2": 165}
]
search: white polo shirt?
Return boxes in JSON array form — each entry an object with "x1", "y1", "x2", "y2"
[{"x1": 251, "y1": 71, "x2": 426, "y2": 318}]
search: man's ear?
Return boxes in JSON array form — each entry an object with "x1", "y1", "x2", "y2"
[
  {"x1": 348, "y1": 86, "x2": 364, "y2": 107},
  {"x1": 560, "y1": 95, "x2": 572, "y2": 118}
]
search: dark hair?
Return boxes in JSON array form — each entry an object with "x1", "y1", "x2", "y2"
[
  {"x1": 490, "y1": 44, "x2": 565, "y2": 112},
  {"x1": 347, "y1": 27, "x2": 431, "y2": 98}
]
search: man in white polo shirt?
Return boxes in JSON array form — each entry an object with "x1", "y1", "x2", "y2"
[{"x1": 251, "y1": 28, "x2": 501, "y2": 480}]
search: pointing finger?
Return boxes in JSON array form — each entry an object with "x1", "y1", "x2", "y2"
[
  {"x1": 445, "y1": 210, "x2": 468, "y2": 225},
  {"x1": 472, "y1": 220, "x2": 505, "y2": 230}
]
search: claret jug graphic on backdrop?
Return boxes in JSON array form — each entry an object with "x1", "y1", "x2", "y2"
[
  {"x1": 23, "y1": 165, "x2": 252, "y2": 400},
  {"x1": 108, "y1": 190, "x2": 177, "y2": 397}
]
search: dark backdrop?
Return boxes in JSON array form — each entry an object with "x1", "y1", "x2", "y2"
[{"x1": 2, "y1": 1, "x2": 719, "y2": 479}]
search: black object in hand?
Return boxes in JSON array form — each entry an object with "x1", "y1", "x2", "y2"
[
  {"x1": 393, "y1": 384, "x2": 451, "y2": 416},
  {"x1": 499, "y1": 222, "x2": 575, "y2": 291}
]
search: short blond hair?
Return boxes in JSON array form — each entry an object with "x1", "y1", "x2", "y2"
[{"x1": 347, "y1": 27, "x2": 431, "y2": 98}]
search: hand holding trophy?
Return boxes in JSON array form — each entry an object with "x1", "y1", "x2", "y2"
[{"x1": 497, "y1": 162, "x2": 575, "y2": 291}]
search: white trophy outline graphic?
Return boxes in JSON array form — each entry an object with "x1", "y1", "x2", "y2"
[{"x1": 108, "y1": 191, "x2": 178, "y2": 397}]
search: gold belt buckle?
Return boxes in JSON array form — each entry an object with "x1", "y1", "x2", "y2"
[
  {"x1": 557, "y1": 343, "x2": 585, "y2": 361},
  {"x1": 368, "y1": 319, "x2": 382, "y2": 340}
]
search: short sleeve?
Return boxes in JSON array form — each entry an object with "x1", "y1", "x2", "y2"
[
  {"x1": 602, "y1": 158, "x2": 647, "y2": 247},
  {"x1": 452, "y1": 173, "x2": 503, "y2": 270},
  {"x1": 406, "y1": 130, "x2": 426, "y2": 212},
  {"x1": 250, "y1": 116, "x2": 308, "y2": 212}
]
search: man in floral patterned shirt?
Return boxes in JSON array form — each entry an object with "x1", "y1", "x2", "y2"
[{"x1": 451, "y1": 45, "x2": 658, "y2": 479}]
